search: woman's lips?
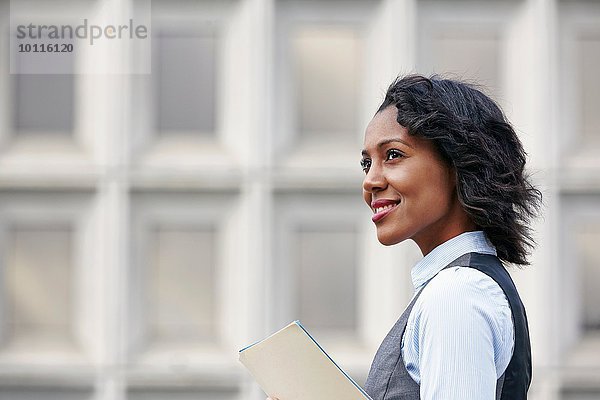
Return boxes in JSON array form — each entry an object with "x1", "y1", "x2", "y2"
[{"x1": 371, "y1": 200, "x2": 400, "y2": 222}]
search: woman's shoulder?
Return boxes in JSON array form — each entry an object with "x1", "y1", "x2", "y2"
[
  {"x1": 404, "y1": 266, "x2": 516, "y2": 382},
  {"x1": 412, "y1": 266, "x2": 512, "y2": 328},
  {"x1": 426, "y1": 265, "x2": 507, "y2": 298}
]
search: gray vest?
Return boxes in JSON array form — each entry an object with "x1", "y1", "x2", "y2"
[{"x1": 364, "y1": 253, "x2": 531, "y2": 400}]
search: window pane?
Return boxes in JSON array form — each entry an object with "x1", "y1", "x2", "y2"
[
  {"x1": 5, "y1": 226, "x2": 73, "y2": 348},
  {"x1": 295, "y1": 227, "x2": 357, "y2": 334},
  {"x1": 147, "y1": 227, "x2": 215, "y2": 345},
  {"x1": 578, "y1": 225, "x2": 600, "y2": 331},
  {"x1": 423, "y1": 32, "x2": 501, "y2": 100},
  {"x1": 562, "y1": 388, "x2": 600, "y2": 400},
  {"x1": 12, "y1": 74, "x2": 74, "y2": 133},
  {"x1": 0, "y1": 387, "x2": 92, "y2": 400},
  {"x1": 155, "y1": 30, "x2": 216, "y2": 134},
  {"x1": 579, "y1": 37, "x2": 600, "y2": 145},
  {"x1": 128, "y1": 388, "x2": 237, "y2": 400},
  {"x1": 293, "y1": 26, "x2": 361, "y2": 137}
]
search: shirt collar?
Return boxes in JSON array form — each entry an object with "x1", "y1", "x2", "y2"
[{"x1": 411, "y1": 231, "x2": 497, "y2": 292}]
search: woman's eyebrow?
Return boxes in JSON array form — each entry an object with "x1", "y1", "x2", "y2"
[
  {"x1": 361, "y1": 138, "x2": 414, "y2": 156},
  {"x1": 377, "y1": 138, "x2": 414, "y2": 149}
]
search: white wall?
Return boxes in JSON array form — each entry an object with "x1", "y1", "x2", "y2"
[{"x1": 0, "y1": 0, "x2": 599, "y2": 399}]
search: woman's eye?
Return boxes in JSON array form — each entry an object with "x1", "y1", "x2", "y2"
[
  {"x1": 386, "y1": 149, "x2": 404, "y2": 161},
  {"x1": 360, "y1": 158, "x2": 371, "y2": 172}
]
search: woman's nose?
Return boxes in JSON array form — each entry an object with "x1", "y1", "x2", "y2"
[{"x1": 363, "y1": 164, "x2": 386, "y2": 193}]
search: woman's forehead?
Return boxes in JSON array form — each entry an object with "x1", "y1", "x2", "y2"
[
  {"x1": 362, "y1": 107, "x2": 443, "y2": 159},
  {"x1": 364, "y1": 107, "x2": 413, "y2": 147}
]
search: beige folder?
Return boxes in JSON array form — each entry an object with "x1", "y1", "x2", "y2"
[{"x1": 239, "y1": 321, "x2": 372, "y2": 400}]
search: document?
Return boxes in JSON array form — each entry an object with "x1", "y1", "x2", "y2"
[{"x1": 239, "y1": 321, "x2": 372, "y2": 400}]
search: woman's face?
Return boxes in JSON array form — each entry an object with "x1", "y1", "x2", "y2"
[{"x1": 361, "y1": 106, "x2": 473, "y2": 255}]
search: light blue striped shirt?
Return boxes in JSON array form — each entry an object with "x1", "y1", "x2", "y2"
[{"x1": 401, "y1": 231, "x2": 515, "y2": 399}]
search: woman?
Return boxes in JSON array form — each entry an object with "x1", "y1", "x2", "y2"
[
  {"x1": 273, "y1": 74, "x2": 541, "y2": 399},
  {"x1": 359, "y1": 74, "x2": 540, "y2": 400}
]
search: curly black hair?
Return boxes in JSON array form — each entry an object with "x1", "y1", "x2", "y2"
[{"x1": 378, "y1": 74, "x2": 542, "y2": 266}]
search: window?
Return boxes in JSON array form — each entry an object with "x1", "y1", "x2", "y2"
[
  {"x1": 148, "y1": 226, "x2": 216, "y2": 345},
  {"x1": 12, "y1": 74, "x2": 74, "y2": 134},
  {"x1": 292, "y1": 26, "x2": 361, "y2": 139},
  {"x1": 155, "y1": 29, "x2": 217, "y2": 135},
  {"x1": 578, "y1": 36, "x2": 600, "y2": 146},
  {"x1": 4, "y1": 225, "x2": 74, "y2": 351},
  {"x1": 421, "y1": 32, "x2": 501, "y2": 99},
  {"x1": 577, "y1": 225, "x2": 600, "y2": 332},
  {"x1": 295, "y1": 227, "x2": 358, "y2": 334}
]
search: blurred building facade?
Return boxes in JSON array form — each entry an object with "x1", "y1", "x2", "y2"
[{"x1": 0, "y1": 0, "x2": 599, "y2": 399}]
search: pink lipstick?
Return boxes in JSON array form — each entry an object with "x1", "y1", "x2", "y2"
[{"x1": 371, "y1": 199, "x2": 400, "y2": 222}]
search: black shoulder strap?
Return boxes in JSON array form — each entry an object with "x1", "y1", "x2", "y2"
[{"x1": 449, "y1": 253, "x2": 532, "y2": 400}]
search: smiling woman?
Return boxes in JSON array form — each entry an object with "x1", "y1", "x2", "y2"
[
  {"x1": 358, "y1": 75, "x2": 541, "y2": 400},
  {"x1": 267, "y1": 74, "x2": 541, "y2": 400}
]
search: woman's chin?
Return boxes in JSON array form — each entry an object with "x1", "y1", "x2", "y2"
[{"x1": 376, "y1": 232, "x2": 404, "y2": 246}]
